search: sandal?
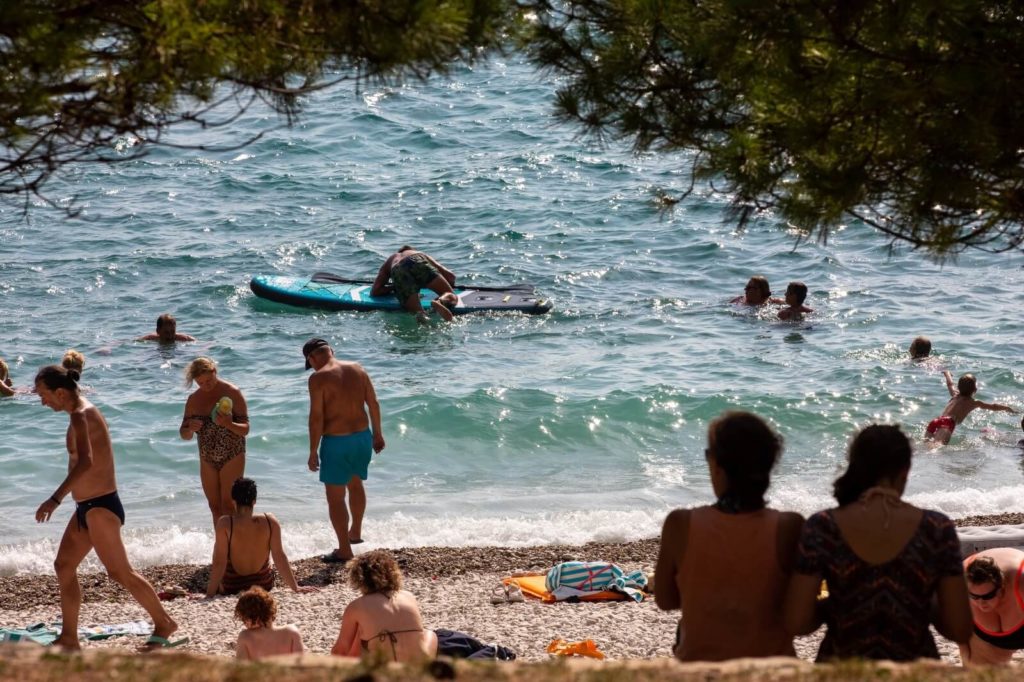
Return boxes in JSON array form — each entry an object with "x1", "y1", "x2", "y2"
[
  {"x1": 506, "y1": 583, "x2": 525, "y2": 603},
  {"x1": 490, "y1": 583, "x2": 509, "y2": 604}
]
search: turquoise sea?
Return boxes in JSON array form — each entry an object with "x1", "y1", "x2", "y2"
[{"x1": 2, "y1": 56, "x2": 1023, "y2": 576}]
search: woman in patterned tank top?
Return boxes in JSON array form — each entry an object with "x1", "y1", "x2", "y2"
[{"x1": 784, "y1": 424, "x2": 973, "y2": 661}]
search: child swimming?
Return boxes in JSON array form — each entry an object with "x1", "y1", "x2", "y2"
[
  {"x1": 925, "y1": 371, "x2": 1017, "y2": 445},
  {"x1": 909, "y1": 337, "x2": 932, "y2": 360},
  {"x1": 777, "y1": 282, "x2": 813, "y2": 321}
]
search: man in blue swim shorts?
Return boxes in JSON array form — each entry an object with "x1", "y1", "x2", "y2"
[
  {"x1": 319, "y1": 430, "x2": 373, "y2": 485},
  {"x1": 304, "y1": 338, "x2": 385, "y2": 564}
]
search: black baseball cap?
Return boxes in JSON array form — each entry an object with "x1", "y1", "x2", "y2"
[{"x1": 302, "y1": 337, "x2": 329, "y2": 370}]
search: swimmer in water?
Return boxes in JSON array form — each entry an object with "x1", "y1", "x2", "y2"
[{"x1": 925, "y1": 371, "x2": 1017, "y2": 445}]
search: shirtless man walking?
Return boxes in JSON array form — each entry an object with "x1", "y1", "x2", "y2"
[
  {"x1": 33, "y1": 365, "x2": 178, "y2": 649},
  {"x1": 304, "y1": 338, "x2": 385, "y2": 563}
]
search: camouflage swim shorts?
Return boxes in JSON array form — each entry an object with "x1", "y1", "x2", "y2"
[{"x1": 391, "y1": 253, "x2": 439, "y2": 304}]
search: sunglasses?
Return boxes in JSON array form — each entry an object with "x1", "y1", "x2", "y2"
[{"x1": 968, "y1": 586, "x2": 999, "y2": 601}]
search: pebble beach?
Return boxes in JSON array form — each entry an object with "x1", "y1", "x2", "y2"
[{"x1": 3, "y1": 518, "x2": 1023, "y2": 665}]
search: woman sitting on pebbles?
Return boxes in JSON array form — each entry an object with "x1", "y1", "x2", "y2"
[
  {"x1": 206, "y1": 477, "x2": 318, "y2": 597},
  {"x1": 784, "y1": 424, "x2": 972, "y2": 661},
  {"x1": 655, "y1": 410, "x2": 804, "y2": 661},
  {"x1": 960, "y1": 547, "x2": 1024, "y2": 666},
  {"x1": 332, "y1": 550, "x2": 515, "y2": 662},
  {"x1": 332, "y1": 550, "x2": 438, "y2": 662}
]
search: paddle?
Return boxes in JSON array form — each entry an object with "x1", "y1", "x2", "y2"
[{"x1": 311, "y1": 272, "x2": 536, "y2": 293}]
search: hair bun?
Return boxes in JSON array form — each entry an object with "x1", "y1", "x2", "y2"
[{"x1": 67, "y1": 369, "x2": 81, "y2": 383}]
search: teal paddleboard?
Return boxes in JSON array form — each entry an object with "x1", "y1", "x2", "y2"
[{"x1": 249, "y1": 272, "x2": 553, "y2": 315}]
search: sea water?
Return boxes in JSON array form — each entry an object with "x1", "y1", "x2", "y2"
[{"x1": 1, "y1": 55, "x2": 1022, "y2": 576}]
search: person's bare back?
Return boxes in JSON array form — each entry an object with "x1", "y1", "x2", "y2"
[
  {"x1": 234, "y1": 587, "x2": 304, "y2": 660},
  {"x1": 940, "y1": 394, "x2": 982, "y2": 425},
  {"x1": 336, "y1": 591, "x2": 437, "y2": 661},
  {"x1": 222, "y1": 513, "x2": 273, "y2": 575},
  {"x1": 236, "y1": 623, "x2": 303, "y2": 660},
  {"x1": 314, "y1": 361, "x2": 373, "y2": 436}
]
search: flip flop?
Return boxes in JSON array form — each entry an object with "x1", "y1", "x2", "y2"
[
  {"x1": 321, "y1": 552, "x2": 351, "y2": 564},
  {"x1": 144, "y1": 635, "x2": 189, "y2": 649},
  {"x1": 349, "y1": 538, "x2": 365, "y2": 545},
  {"x1": 506, "y1": 584, "x2": 525, "y2": 603},
  {"x1": 490, "y1": 583, "x2": 509, "y2": 604}
]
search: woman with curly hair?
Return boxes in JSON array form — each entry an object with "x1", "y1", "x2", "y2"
[
  {"x1": 331, "y1": 550, "x2": 516, "y2": 662},
  {"x1": 331, "y1": 550, "x2": 437, "y2": 662}
]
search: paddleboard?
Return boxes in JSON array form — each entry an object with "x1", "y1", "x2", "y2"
[{"x1": 249, "y1": 272, "x2": 553, "y2": 315}]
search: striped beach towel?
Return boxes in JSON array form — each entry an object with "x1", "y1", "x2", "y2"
[
  {"x1": 0, "y1": 623, "x2": 59, "y2": 645},
  {"x1": 545, "y1": 561, "x2": 648, "y2": 602}
]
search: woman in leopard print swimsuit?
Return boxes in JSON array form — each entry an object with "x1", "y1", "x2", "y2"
[{"x1": 180, "y1": 357, "x2": 250, "y2": 525}]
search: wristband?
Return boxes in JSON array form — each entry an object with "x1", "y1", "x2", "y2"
[{"x1": 49, "y1": 495, "x2": 61, "y2": 506}]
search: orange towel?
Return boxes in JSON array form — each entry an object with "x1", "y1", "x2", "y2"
[
  {"x1": 502, "y1": 575, "x2": 625, "y2": 603},
  {"x1": 547, "y1": 638, "x2": 605, "y2": 659}
]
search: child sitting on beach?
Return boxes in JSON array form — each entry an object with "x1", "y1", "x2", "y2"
[
  {"x1": 926, "y1": 371, "x2": 1017, "y2": 445},
  {"x1": 777, "y1": 282, "x2": 813, "y2": 320},
  {"x1": 234, "y1": 586, "x2": 303, "y2": 660}
]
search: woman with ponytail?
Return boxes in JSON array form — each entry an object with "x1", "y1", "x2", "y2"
[
  {"x1": 784, "y1": 424, "x2": 972, "y2": 660},
  {"x1": 33, "y1": 364, "x2": 180, "y2": 649},
  {"x1": 655, "y1": 411, "x2": 805, "y2": 661}
]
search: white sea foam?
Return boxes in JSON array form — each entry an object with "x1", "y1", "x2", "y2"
[
  {"x1": 5, "y1": 484, "x2": 1021, "y2": 577},
  {"x1": 0, "y1": 509, "x2": 666, "y2": 576},
  {"x1": 908, "y1": 484, "x2": 1024, "y2": 519}
]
